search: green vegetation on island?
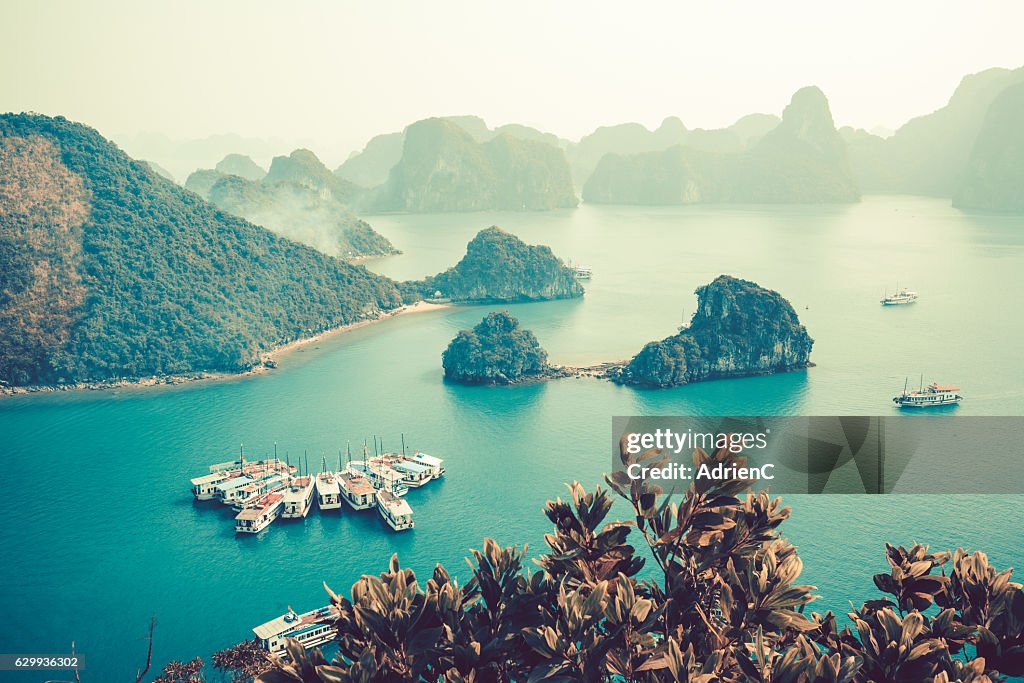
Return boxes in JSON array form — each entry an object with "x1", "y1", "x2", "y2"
[
  {"x1": 442, "y1": 311, "x2": 551, "y2": 384},
  {"x1": 0, "y1": 120, "x2": 581, "y2": 389},
  {"x1": 0, "y1": 113, "x2": 404, "y2": 386},
  {"x1": 613, "y1": 275, "x2": 813, "y2": 387},
  {"x1": 206, "y1": 174, "x2": 399, "y2": 259},
  {"x1": 406, "y1": 227, "x2": 584, "y2": 303},
  {"x1": 186, "y1": 149, "x2": 397, "y2": 259},
  {"x1": 583, "y1": 87, "x2": 859, "y2": 204}
]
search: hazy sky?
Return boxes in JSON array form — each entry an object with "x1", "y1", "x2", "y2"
[{"x1": 2, "y1": 1, "x2": 1023, "y2": 163}]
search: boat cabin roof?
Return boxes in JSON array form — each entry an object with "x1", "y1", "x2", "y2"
[
  {"x1": 339, "y1": 471, "x2": 375, "y2": 494},
  {"x1": 930, "y1": 384, "x2": 959, "y2": 391},
  {"x1": 392, "y1": 461, "x2": 429, "y2": 474},
  {"x1": 217, "y1": 475, "x2": 253, "y2": 491},
  {"x1": 191, "y1": 471, "x2": 227, "y2": 486},
  {"x1": 378, "y1": 490, "x2": 413, "y2": 515},
  {"x1": 411, "y1": 452, "x2": 443, "y2": 466},
  {"x1": 235, "y1": 493, "x2": 282, "y2": 520}
]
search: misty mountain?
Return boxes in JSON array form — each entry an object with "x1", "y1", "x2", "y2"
[
  {"x1": 335, "y1": 117, "x2": 567, "y2": 190},
  {"x1": 954, "y1": 82, "x2": 1024, "y2": 212},
  {"x1": 115, "y1": 131, "x2": 287, "y2": 184},
  {"x1": 215, "y1": 153, "x2": 266, "y2": 181},
  {"x1": 844, "y1": 66, "x2": 1024, "y2": 196},
  {"x1": 0, "y1": 113, "x2": 404, "y2": 386},
  {"x1": 140, "y1": 160, "x2": 176, "y2": 183},
  {"x1": 367, "y1": 118, "x2": 577, "y2": 212},
  {"x1": 583, "y1": 87, "x2": 858, "y2": 204},
  {"x1": 185, "y1": 149, "x2": 395, "y2": 259},
  {"x1": 206, "y1": 174, "x2": 398, "y2": 259}
]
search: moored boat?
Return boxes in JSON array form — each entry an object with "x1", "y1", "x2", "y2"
[
  {"x1": 235, "y1": 492, "x2": 284, "y2": 533},
  {"x1": 893, "y1": 379, "x2": 962, "y2": 408},
  {"x1": 337, "y1": 470, "x2": 375, "y2": 510},
  {"x1": 315, "y1": 471, "x2": 342, "y2": 510},
  {"x1": 231, "y1": 474, "x2": 288, "y2": 510},
  {"x1": 281, "y1": 475, "x2": 316, "y2": 518},
  {"x1": 405, "y1": 451, "x2": 445, "y2": 479},
  {"x1": 376, "y1": 489, "x2": 414, "y2": 531}
]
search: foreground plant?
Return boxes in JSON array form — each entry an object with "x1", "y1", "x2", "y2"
[{"x1": 243, "y1": 437, "x2": 1021, "y2": 683}]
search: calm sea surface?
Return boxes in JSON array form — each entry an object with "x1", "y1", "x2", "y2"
[{"x1": 1, "y1": 197, "x2": 1022, "y2": 681}]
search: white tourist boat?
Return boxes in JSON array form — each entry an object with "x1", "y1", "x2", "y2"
[
  {"x1": 881, "y1": 286, "x2": 918, "y2": 305},
  {"x1": 893, "y1": 379, "x2": 962, "y2": 408},
  {"x1": 405, "y1": 452, "x2": 445, "y2": 479},
  {"x1": 231, "y1": 474, "x2": 288, "y2": 510},
  {"x1": 337, "y1": 470, "x2": 376, "y2": 510},
  {"x1": 349, "y1": 460, "x2": 409, "y2": 496},
  {"x1": 234, "y1": 492, "x2": 284, "y2": 534},
  {"x1": 314, "y1": 471, "x2": 343, "y2": 510},
  {"x1": 191, "y1": 457, "x2": 294, "y2": 500},
  {"x1": 252, "y1": 605, "x2": 339, "y2": 654},
  {"x1": 568, "y1": 261, "x2": 592, "y2": 279},
  {"x1": 376, "y1": 489, "x2": 414, "y2": 531},
  {"x1": 281, "y1": 475, "x2": 316, "y2": 518}
]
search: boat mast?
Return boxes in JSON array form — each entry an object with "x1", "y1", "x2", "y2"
[{"x1": 401, "y1": 433, "x2": 406, "y2": 456}]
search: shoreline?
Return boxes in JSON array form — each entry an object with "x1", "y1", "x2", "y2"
[{"x1": 0, "y1": 300, "x2": 450, "y2": 399}]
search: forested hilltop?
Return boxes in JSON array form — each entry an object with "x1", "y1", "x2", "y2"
[
  {"x1": 0, "y1": 114, "x2": 404, "y2": 386},
  {"x1": 0, "y1": 117, "x2": 584, "y2": 389}
]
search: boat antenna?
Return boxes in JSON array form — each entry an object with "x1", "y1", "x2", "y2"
[
  {"x1": 920, "y1": 373, "x2": 924, "y2": 391},
  {"x1": 347, "y1": 441, "x2": 352, "y2": 466},
  {"x1": 240, "y1": 443, "x2": 244, "y2": 465},
  {"x1": 903, "y1": 377, "x2": 908, "y2": 396},
  {"x1": 362, "y1": 440, "x2": 368, "y2": 459},
  {"x1": 274, "y1": 442, "x2": 278, "y2": 462},
  {"x1": 401, "y1": 433, "x2": 406, "y2": 456},
  {"x1": 286, "y1": 451, "x2": 290, "y2": 468},
  {"x1": 303, "y1": 449, "x2": 308, "y2": 476}
]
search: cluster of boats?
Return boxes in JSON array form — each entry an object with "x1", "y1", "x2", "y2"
[{"x1": 189, "y1": 445, "x2": 444, "y2": 533}]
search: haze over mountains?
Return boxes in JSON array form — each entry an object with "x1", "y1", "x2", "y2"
[
  {"x1": 156, "y1": 65, "x2": 1023, "y2": 213},
  {"x1": 185, "y1": 149, "x2": 396, "y2": 259}
]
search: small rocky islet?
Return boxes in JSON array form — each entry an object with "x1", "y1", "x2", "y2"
[{"x1": 441, "y1": 275, "x2": 814, "y2": 388}]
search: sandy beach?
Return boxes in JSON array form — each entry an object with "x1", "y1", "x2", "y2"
[{"x1": 0, "y1": 300, "x2": 450, "y2": 399}]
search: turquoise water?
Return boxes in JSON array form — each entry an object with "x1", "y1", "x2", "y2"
[{"x1": 1, "y1": 197, "x2": 1022, "y2": 681}]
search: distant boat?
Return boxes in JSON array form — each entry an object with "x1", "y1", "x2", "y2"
[
  {"x1": 893, "y1": 377, "x2": 962, "y2": 408},
  {"x1": 881, "y1": 285, "x2": 918, "y2": 305},
  {"x1": 567, "y1": 260, "x2": 592, "y2": 279}
]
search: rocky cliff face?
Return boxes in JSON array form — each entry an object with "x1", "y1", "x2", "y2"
[
  {"x1": 583, "y1": 87, "x2": 858, "y2": 205},
  {"x1": 613, "y1": 276, "x2": 813, "y2": 387},
  {"x1": 954, "y1": 82, "x2": 1024, "y2": 212},
  {"x1": 411, "y1": 227, "x2": 584, "y2": 303},
  {"x1": 369, "y1": 119, "x2": 577, "y2": 212},
  {"x1": 442, "y1": 311, "x2": 549, "y2": 384}
]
